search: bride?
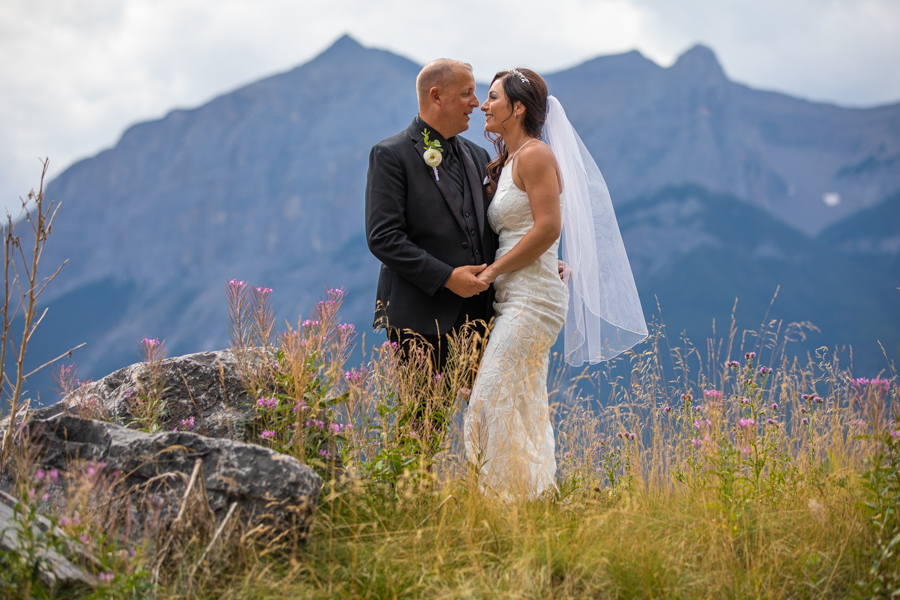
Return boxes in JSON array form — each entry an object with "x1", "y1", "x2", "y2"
[{"x1": 463, "y1": 68, "x2": 647, "y2": 497}]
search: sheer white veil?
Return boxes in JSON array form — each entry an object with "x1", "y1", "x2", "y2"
[{"x1": 543, "y1": 95, "x2": 648, "y2": 366}]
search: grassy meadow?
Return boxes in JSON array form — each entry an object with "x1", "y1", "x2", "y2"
[{"x1": 1, "y1": 169, "x2": 898, "y2": 598}]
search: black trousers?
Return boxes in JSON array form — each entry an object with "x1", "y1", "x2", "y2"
[{"x1": 386, "y1": 295, "x2": 490, "y2": 373}]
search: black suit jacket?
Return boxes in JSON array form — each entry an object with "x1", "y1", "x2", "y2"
[{"x1": 365, "y1": 118, "x2": 497, "y2": 336}]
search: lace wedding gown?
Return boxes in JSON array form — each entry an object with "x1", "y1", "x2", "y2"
[{"x1": 463, "y1": 152, "x2": 568, "y2": 498}]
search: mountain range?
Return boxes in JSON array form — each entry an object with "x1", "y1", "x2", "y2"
[{"x1": 19, "y1": 35, "x2": 900, "y2": 403}]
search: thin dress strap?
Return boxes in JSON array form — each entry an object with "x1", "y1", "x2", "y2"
[
  {"x1": 506, "y1": 139, "x2": 535, "y2": 186},
  {"x1": 507, "y1": 139, "x2": 534, "y2": 166}
]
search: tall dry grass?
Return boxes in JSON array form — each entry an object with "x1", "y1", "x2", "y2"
[
  {"x1": 3, "y1": 277, "x2": 897, "y2": 598},
  {"x1": 204, "y1": 293, "x2": 897, "y2": 599}
]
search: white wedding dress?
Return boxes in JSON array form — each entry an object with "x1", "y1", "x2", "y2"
[{"x1": 463, "y1": 149, "x2": 568, "y2": 498}]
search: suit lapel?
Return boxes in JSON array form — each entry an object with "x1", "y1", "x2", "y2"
[
  {"x1": 412, "y1": 133, "x2": 468, "y2": 234},
  {"x1": 458, "y1": 141, "x2": 485, "y2": 237}
]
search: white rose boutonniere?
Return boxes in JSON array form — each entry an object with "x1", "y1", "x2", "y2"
[{"x1": 422, "y1": 128, "x2": 443, "y2": 181}]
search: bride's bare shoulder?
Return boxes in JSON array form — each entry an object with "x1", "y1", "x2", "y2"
[{"x1": 516, "y1": 140, "x2": 559, "y2": 172}]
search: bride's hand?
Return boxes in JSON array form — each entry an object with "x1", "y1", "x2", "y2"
[{"x1": 476, "y1": 267, "x2": 497, "y2": 284}]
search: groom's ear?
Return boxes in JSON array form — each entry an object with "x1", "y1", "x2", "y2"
[{"x1": 429, "y1": 86, "x2": 442, "y2": 106}]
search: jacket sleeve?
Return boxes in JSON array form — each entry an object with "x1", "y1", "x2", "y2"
[{"x1": 365, "y1": 144, "x2": 455, "y2": 297}]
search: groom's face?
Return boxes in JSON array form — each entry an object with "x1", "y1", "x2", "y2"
[{"x1": 440, "y1": 67, "x2": 479, "y2": 137}]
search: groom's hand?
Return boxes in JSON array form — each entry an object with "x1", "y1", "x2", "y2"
[
  {"x1": 558, "y1": 260, "x2": 571, "y2": 284},
  {"x1": 445, "y1": 264, "x2": 489, "y2": 298}
]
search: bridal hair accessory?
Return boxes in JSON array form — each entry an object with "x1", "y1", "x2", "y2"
[
  {"x1": 509, "y1": 69, "x2": 530, "y2": 84},
  {"x1": 543, "y1": 95, "x2": 648, "y2": 365},
  {"x1": 421, "y1": 128, "x2": 443, "y2": 181}
]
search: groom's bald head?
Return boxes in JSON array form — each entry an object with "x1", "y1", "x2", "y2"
[
  {"x1": 416, "y1": 59, "x2": 473, "y2": 105},
  {"x1": 417, "y1": 59, "x2": 478, "y2": 138}
]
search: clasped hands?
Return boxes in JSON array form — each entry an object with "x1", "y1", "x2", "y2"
[{"x1": 445, "y1": 260, "x2": 571, "y2": 298}]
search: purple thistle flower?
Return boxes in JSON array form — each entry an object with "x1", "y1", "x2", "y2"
[
  {"x1": 745, "y1": 352, "x2": 756, "y2": 360},
  {"x1": 771, "y1": 403, "x2": 778, "y2": 410},
  {"x1": 663, "y1": 405, "x2": 671, "y2": 413},
  {"x1": 801, "y1": 418, "x2": 809, "y2": 425},
  {"x1": 814, "y1": 396, "x2": 823, "y2": 404}
]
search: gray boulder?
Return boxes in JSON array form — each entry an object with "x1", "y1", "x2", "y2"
[
  {"x1": 16, "y1": 415, "x2": 322, "y2": 538},
  {"x1": 20, "y1": 349, "x2": 257, "y2": 441},
  {"x1": 0, "y1": 490, "x2": 97, "y2": 593}
]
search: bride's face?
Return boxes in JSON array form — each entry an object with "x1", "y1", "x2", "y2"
[{"x1": 482, "y1": 79, "x2": 517, "y2": 135}]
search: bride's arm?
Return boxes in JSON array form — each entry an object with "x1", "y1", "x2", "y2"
[{"x1": 477, "y1": 143, "x2": 561, "y2": 284}]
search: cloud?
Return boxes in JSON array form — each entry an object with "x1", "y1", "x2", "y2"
[{"x1": 1, "y1": 0, "x2": 898, "y2": 213}]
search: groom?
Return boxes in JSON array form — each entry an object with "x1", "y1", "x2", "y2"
[{"x1": 365, "y1": 59, "x2": 496, "y2": 371}]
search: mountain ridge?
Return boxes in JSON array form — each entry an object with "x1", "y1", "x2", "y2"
[{"x1": 18, "y1": 35, "x2": 900, "y2": 402}]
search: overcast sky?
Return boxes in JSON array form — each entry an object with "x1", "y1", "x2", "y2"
[{"x1": 2, "y1": 0, "x2": 899, "y2": 213}]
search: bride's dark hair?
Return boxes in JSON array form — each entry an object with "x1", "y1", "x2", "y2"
[{"x1": 484, "y1": 68, "x2": 548, "y2": 196}]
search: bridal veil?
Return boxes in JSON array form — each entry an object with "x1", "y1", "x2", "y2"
[{"x1": 543, "y1": 95, "x2": 648, "y2": 365}]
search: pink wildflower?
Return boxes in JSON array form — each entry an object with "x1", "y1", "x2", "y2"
[{"x1": 260, "y1": 430, "x2": 276, "y2": 439}]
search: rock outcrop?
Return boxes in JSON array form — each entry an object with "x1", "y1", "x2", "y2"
[
  {"x1": 11, "y1": 415, "x2": 322, "y2": 538},
  {"x1": 0, "y1": 490, "x2": 97, "y2": 593},
  {"x1": 17, "y1": 349, "x2": 256, "y2": 441}
]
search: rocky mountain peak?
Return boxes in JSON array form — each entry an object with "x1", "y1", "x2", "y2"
[{"x1": 670, "y1": 44, "x2": 727, "y2": 81}]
